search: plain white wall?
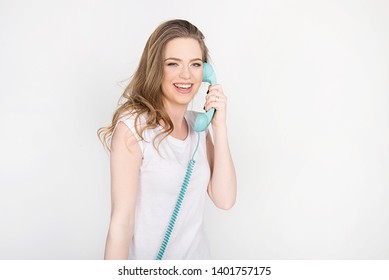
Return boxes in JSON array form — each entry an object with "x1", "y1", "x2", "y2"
[{"x1": 1, "y1": 0, "x2": 388, "y2": 259}]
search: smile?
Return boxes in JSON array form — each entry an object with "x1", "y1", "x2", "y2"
[{"x1": 173, "y1": 83, "x2": 193, "y2": 89}]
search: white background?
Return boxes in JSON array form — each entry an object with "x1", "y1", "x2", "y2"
[{"x1": 0, "y1": 0, "x2": 388, "y2": 259}]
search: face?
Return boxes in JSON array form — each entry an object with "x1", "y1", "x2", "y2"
[{"x1": 161, "y1": 37, "x2": 203, "y2": 108}]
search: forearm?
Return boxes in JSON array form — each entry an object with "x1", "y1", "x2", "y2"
[{"x1": 209, "y1": 125, "x2": 237, "y2": 209}]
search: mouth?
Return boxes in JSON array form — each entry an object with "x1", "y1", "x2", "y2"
[
  {"x1": 173, "y1": 83, "x2": 193, "y2": 94},
  {"x1": 173, "y1": 83, "x2": 193, "y2": 90}
]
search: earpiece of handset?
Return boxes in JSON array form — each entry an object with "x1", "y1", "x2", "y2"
[{"x1": 194, "y1": 63, "x2": 217, "y2": 132}]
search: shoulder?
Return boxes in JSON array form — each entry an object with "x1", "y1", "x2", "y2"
[
  {"x1": 118, "y1": 111, "x2": 147, "y2": 130},
  {"x1": 112, "y1": 110, "x2": 147, "y2": 154},
  {"x1": 111, "y1": 122, "x2": 141, "y2": 155}
]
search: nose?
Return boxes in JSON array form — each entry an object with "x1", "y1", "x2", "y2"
[{"x1": 179, "y1": 65, "x2": 191, "y2": 80}]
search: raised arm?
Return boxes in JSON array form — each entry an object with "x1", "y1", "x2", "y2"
[
  {"x1": 104, "y1": 122, "x2": 142, "y2": 259},
  {"x1": 205, "y1": 84, "x2": 237, "y2": 210}
]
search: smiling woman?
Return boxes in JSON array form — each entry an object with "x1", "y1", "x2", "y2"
[
  {"x1": 97, "y1": 19, "x2": 237, "y2": 260},
  {"x1": 162, "y1": 38, "x2": 204, "y2": 130}
]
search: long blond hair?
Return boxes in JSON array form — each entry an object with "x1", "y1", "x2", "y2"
[{"x1": 97, "y1": 19, "x2": 209, "y2": 152}]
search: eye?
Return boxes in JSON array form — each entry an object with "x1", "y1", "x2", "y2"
[
  {"x1": 192, "y1": 62, "x2": 202, "y2": 68},
  {"x1": 166, "y1": 62, "x2": 178, "y2": 67}
]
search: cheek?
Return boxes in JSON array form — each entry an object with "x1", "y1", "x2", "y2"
[
  {"x1": 193, "y1": 78, "x2": 203, "y2": 92},
  {"x1": 161, "y1": 81, "x2": 171, "y2": 96},
  {"x1": 194, "y1": 70, "x2": 203, "y2": 83},
  {"x1": 162, "y1": 67, "x2": 174, "y2": 80},
  {"x1": 160, "y1": 76, "x2": 169, "y2": 95},
  {"x1": 161, "y1": 71, "x2": 173, "y2": 87}
]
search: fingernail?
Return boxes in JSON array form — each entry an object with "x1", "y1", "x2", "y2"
[
  {"x1": 203, "y1": 106, "x2": 205, "y2": 110},
  {"x1": 206, "y1": 90, "x2": 209, "y2": 94}
]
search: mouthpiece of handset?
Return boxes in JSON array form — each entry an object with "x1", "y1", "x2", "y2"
[{"x1": 194, "y1": 108, "x2": 215, "y2": 132}]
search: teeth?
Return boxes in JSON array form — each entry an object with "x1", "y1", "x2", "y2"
[{"x1": 174, "y1": 83, "x2": 192, "y2": 89}]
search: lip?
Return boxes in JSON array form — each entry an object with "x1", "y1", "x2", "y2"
[{"x1": 173, "y1": 83, "x2": 194, "y2": 94}]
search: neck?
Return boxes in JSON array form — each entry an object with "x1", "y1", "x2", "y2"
[
  {"x1": 162, "y1": 101, "x2": 188, "y2": 140},
  {"x1": 163, "y1": 102, "x2": 187, "y2": 128}
]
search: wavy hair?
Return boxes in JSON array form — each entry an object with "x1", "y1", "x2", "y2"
[{"x1": 97, "y1": 19, "x2": 209, "y2": 152}]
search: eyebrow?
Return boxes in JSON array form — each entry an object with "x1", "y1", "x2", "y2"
[{"x1": 164, "y1": 57, "x2": 203, "y2": 62}]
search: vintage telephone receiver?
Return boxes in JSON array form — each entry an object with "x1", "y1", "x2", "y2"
[
  {"x1": 156, "y1": 63, "x2": 217, "y2": 260},
  {"x1": 194, "y1": 62, "x2": 217, "y2": 132}
]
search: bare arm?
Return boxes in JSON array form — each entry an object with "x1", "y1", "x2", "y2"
[
  {"x1": 205, "y1": 85, "x2": 237, "y2": 210},
  {"x1": 206, "y1": 128, "x2": 237, "y2": 210},
  {"x1": 104, "y1": 122, "x2": 142, "y2": 259}
]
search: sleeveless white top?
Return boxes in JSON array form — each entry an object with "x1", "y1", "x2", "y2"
[{"x1": 119, "y1": 111, "x2": 211, "y2": 259}]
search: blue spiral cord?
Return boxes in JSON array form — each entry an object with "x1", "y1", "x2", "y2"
[{"x1": 156, "y1": 132, "x2": 201, "y2": 260}]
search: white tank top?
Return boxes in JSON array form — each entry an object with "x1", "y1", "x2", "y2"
[{"x1": 120, "y1": 111, "x2": 211, "y2": 259}]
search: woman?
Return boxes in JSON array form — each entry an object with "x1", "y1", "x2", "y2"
[{"x1": 98, "y1": 19, "x2": 236, "y2": 260}]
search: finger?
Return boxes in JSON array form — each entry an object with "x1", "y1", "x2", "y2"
[
  {"x1": 208, "y1": 84, "x2": 222, "y2": 91},
  {"x1": 205, "y1": 103, "x2": 225, "y2": 112},
  {"x1": 206, "y1": 94, "x2": 226, "y2": 104},
  {"x1": 207, "y1": 88, "x2": 222, "y2": 96},
  {"x1": 207, "y1": 85, "x2": 223, "y2": 95},
  {"x1": 204, "y1": 97, "x2": 216, "y2": 111},
  {"x1": 204, "y1": 97, "x2": 226, "y2": 112},
  {"x1": 205, "y1": 94, "x2": 219, "y2": 102}
]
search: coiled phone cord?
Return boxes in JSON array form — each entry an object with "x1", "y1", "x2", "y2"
[{"x1": 156, "y1": 132, "x2": 201, "y2": 260}]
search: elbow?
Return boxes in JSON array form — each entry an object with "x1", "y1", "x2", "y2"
[
  {"x1": 215, "y1": 198, "x2": 236, "y2": 211},
  {"x1": 209, "y1": 180, "x2": 237, "y2": 210}
]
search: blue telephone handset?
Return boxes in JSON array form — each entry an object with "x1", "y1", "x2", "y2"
[
  {"x1": 193, "y1": 62, "x2": 217, "y2": 132},
  {"x1": 156, "y1": 62, "x2": 217, "y2": 260}
]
